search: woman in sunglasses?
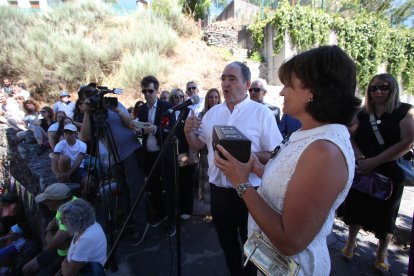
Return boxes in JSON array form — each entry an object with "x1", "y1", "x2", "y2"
[
  {"x1": 341, "y1": 74, "x2": 414, "y2": 273},
  {"x1": 169, "y1": 88, "x2": 196, "y2": 220}
]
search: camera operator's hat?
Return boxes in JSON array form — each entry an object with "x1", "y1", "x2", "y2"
[
  {"x1": 60, "y1": 90, "x2": 70, "y2": 98},
  {"x1": 35, "y1": 183, "x2": 72, "y2": 203},
  {"x1": 63, "y1": 124, "x2": 77, "y2": 132}
]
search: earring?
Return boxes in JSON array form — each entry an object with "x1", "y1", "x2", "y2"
[{"x1": 309, "y1": 98, "x2": 313, "y2": 103}]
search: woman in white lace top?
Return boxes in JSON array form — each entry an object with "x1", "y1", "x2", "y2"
[{"x1": 214, "y1": 46, "x2": 361, "y2": 275}]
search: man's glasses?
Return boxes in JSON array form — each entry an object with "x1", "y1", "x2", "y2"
[
  {"x1": 368, "y1": 85, "x2": 390, "y2": 93},
  {"x1": 187, "y1": 87, "x2": 197, "y2": 91},
  {"x1": 249, "y1": 88, "x2": 262, "y2": 93},
  {"x1": 142, "y1": 89, "x2": 155, "y2": 94},
  {"x1": 174, "y1": 95, "x2": 184, "y2": 99}
]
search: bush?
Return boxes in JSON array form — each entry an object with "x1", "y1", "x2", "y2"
[{"x1": 0, "y1": 0, "x2": 184, "y2": 100}]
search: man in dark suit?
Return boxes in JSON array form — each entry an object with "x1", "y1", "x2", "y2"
[{"x1": 134, "y1": 76, "x2": 176, "y2": 236}]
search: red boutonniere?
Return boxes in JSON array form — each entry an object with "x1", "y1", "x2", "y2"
[{"x1": 161, "y1": 116, "x2": 170, "y2": 128}]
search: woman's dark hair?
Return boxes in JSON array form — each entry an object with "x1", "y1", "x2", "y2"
[
  {"x1": 54, "y1": 117, "x2": 74, "y2": 142},
  {"x1": 73, "y1": 99, "x2": 84, "y2": 123},
  {"x1": 278, "y1": 45, "x2": 361, "y2": 125},
  {"x1": 54, "y1": 111, "x2": 66, "y2": 121},
  {"x1": 41, "y1": 106, "x2": 54, "y2": 120},
  {"x1": 132, "y1": 101, "x2": 145, "y2": 119}
]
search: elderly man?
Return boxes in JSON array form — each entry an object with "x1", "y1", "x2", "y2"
[
  {"x1": 22, "y1": 183, "x2": 76, "y2": 276},
  {"x1": 53, "y1": 90, "x2": 76, "y2": 119},
  {"x1": 185, "y1": 62, "x2": 282, "y2": 276},
  {"x1": 249, "y1": 79, "x2": 281, "y2": 125},
  {"x1": 185, "y1": 81, "x2": 204, "y2": 115}
]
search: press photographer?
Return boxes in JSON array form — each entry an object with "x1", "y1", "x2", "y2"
[{"x1": 78, "y1": 83, "x2": 148, "y2": 246}]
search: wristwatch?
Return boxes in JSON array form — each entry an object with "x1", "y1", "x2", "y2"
[{"x1": 236, "y1": 182, "x2": 253, "y2": 198}]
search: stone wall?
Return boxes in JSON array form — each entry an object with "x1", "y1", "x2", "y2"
[{"x1": 0, "y1": 126, "x2": 56, "y2": 239}]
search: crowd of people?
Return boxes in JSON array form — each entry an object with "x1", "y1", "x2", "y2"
[{"x1": 0, "y1": 44, "x2": 413, "y2": 275}]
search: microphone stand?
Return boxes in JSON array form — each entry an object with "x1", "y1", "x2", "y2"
[{"x1": 105, "y1": 109, "x2": 188, "y2": 276}]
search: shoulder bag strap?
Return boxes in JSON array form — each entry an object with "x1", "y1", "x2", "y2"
[{"x1": 369, "y1": 114, "x2": 385, "y2": 145}]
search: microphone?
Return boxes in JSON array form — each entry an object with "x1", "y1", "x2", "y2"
[{"x1": 167, "y1": 95, "x2": 200, "y2": 113}]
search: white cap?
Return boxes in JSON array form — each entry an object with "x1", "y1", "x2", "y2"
[{"x1": 63, "y1": 124, "x2": 77, "y2": 132}]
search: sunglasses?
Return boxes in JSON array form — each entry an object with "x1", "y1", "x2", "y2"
[
  {"x1": 40, "y1": 110, "x2": 47, "y2": 113},
  {"x1": 249, "y1": 88, "x2": 262, "y2": 93},
  {"x1": 142, "y1": 89, "x2": 155, "y2": 94},
  {"x1": 174, "y1": 95, "x2": 184, "y2": 99},
  {"x1": 368, "y1": 85, "x2": 390, "y2": 93},
  {"x1": 187, "y1": 87, "x2": 197, "y2": 91}
]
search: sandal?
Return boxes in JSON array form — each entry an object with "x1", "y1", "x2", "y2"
[
  {"x1": 341, "y1": 243, "x2": 357, "y2": 261},
  {"x1": 374, "y1": 260, "x2": 390, "y2": 274}
]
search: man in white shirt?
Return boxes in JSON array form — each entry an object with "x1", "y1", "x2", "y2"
[
  {"x1": 185, "y1": 81, "x2": 204, "y2": 116},
  {"x1": 184, "y1": 62, "x2": 282, "y2": 275},
  {"x1": 51, "y1": 124, "x2": 89, "y2": 194}
]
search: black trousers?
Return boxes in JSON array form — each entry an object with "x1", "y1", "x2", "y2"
[
  {"x1": 210, "y1": 184, "x2": 255, "y2": 276},
  {"x1": 179, "y1": 165, "x2": 195, "y2": 215},
  {"x1": 144, "y1": 151, "x2": 167, "y2": 220}
]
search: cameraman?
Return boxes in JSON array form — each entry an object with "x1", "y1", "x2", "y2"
[{"x1": 78, "y1": 84, "x2": 148, "y2": 245}]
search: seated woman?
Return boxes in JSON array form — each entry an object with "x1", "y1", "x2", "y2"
[
  {"x1": 14, "y1": 100, "x2": 41, "y2": 143},
  {"x1": 34, "y1": 106, "x2": 55, "y2": 155},
  {"x1": 0, "y1": 92, "x2": 24, "y2": 131},
  {"x1": 47, "y1": 111, "x2": 67, "y2": 150},
  {"x1": 59, "y1": 199, "x2": 107, "y2": 276},
  {"x1": 213, "y1": 46, "x2": 361, "y2": 275}
]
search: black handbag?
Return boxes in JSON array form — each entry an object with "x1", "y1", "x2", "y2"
[{"x1": 351, "y1": 169, "x2": 393, "y2": 200}]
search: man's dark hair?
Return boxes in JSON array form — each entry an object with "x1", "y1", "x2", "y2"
[
  {"x1": 228, "y1": 62, "x2": 251, "y2": 83},
  {"x1": 141, "y1": 76, "x2": 159, "y2": 90},
  {"x1": 278, "y1": 45, "x2": 361, "y2": 125},
  {"x1": 186, "y1": 81, "x2": 196, "y2": 88},
  {"x1": 78, "y1": 83, "x2": 98, "y2": 99}
]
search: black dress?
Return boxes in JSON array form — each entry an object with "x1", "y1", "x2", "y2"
[{"x1": 342, "y1": 102, "x2": 412, "y2": 240}]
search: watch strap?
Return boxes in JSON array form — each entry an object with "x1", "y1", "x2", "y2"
[{"x1": 236, "y1": 182, "x2": 253, "y2": 198}]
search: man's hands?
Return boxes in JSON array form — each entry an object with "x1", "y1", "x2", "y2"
[{"x1": 184, "y1": 110, "x2": 201, "y2": 135}]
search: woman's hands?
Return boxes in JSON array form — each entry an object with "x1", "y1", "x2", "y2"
[{"x1": 214, "y1": 144, "x2": 254, "y2": 187}]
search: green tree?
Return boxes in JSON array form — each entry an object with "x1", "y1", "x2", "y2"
[
  {"x1": 337, "y1": 0, "x2": 414, "y2": 27},
  {"x1": 181, "y1": 0, "x2": 227, "y2": 19}
]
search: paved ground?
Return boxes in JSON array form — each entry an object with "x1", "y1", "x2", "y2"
[{"x1": 105, "y1": 187, "x2": 413, "y2": 276}]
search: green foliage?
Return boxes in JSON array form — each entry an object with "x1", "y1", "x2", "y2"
[
  {"x1": 181, "y1": 0, "x2": 228, "y2": 20},
  {"x1": 248, "y1": 1, "x2": 414, "y2": 94},
  {"x1": 152, "y1": 0, "x2": 196, "y2": 36},
  {"x1": 249, "y1": 51, "x2": 264, "y2": 62},
  {"x1": 0, "y1": 0, "x2": 185, "y2": 98}
]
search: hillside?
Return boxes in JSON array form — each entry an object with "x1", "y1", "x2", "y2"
[{"x1": 119, "y1": 35, "x2": 232, "y2": 107}]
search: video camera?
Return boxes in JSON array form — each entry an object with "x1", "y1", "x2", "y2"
[{"x1": 86, "y1": 86, "x2": 123, "y2": 111}]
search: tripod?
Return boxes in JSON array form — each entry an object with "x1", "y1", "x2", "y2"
[
  {"x1": 105, "y1": 109, "x2": 187, "y2": 276},
  {"x1": 87, "y1": 108, "x2": 122, "y2": 272}
]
